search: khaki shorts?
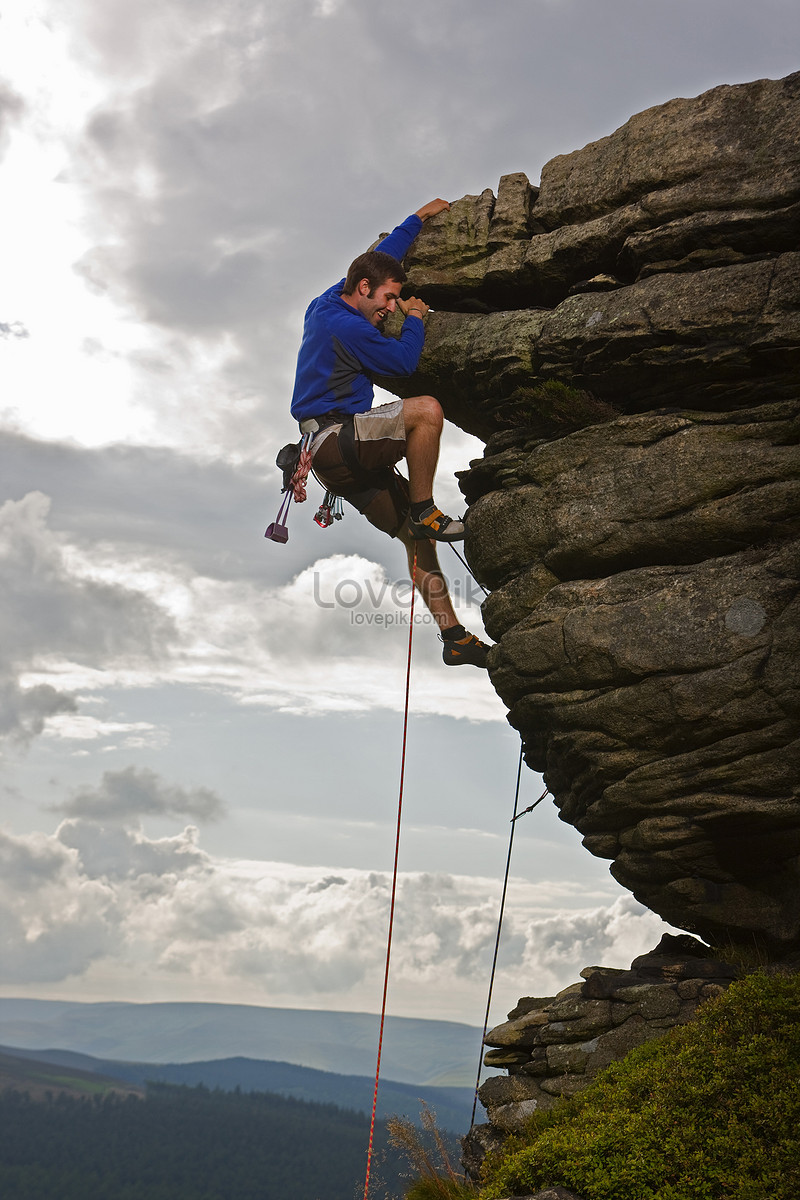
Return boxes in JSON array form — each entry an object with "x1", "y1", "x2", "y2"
[{"x1": 311, "y1": 400, "x2": 411, "y2": 537}]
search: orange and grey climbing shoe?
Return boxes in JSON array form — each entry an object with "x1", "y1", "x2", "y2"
[
  {"x1": 441, "y1": 628, "x2": 490, "y2": 668},
  {"x1": 409, "y1": 504, "x2": 465, "y2": 542}
]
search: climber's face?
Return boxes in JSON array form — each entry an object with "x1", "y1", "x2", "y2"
[{"x1": 353, "y1": 278, "x2": 403, "y2": 328}]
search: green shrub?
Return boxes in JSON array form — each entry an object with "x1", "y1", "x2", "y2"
[{"x1": 480, "y1": 972, "x2": 800, "y2": 1200}]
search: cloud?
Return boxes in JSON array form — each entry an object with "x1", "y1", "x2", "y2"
[
  {"x1": 56, "y1": 818, "x2": 208, "y2": 883},
  {"x1": 0, "y1": 321, "x2": 29, "y2": 340},
  {"x1": 0, "y1": 490, "x2": 173, "y2": 663},
  {"x1": 7, "y1": 0, "x2": 800, "y2": 458},
  {"x1": 154, "y1": 550, "x2": 497, "y2": 720},
  {"x1": 0, "y1": 490, "x2": 174, "y2": 745},
  {"x1": 0, "y1": 81, "x2": 26, "y2": 160},
  {"x1": 58, "y1": 765, "x2": 225, "y2": 824},
  {"x1": 0, "y1": 799, "x2": 676, "y2": 1017},
  {"x1": 511, "y1": 895, "x2": 675, "y2": 996},
  {"x1": 0, "y1": 827, "x2": 118, "y2": 983},
  {"x1": 0, "y1": 430, "x2": 290, "y2": 587},
  {"x1": 0, "y1": 679, "x2": 77, "y2": 743},
  {"x1": 0, "y1": 473, "x2": 495, "y2": 748}
]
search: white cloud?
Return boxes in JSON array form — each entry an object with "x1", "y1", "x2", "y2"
[
  {"x1": 17, "y1": 500, "x2": 499, "y2": 724},
  {"x1": 0, "y1": 491, "x2": 174, "y2": 747},
  {"x1": 0, "y1": 803, "x2": 676, "y2": 1019},
  {"x1": 43, "y1": 713, "x2": 162, "y2": 745},
  {"x1": 0, "y1": 826, "x2": 118, "y2": 983}
]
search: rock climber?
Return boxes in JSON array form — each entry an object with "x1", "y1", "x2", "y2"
[{"x1": 290, "y1": 198, "x2": 489, "y2": 668}]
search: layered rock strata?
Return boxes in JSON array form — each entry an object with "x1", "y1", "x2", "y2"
[
  {"x1": 463, "y1": 936, "x2": 738, "y2": 1181},
  {"x1": 380, "y1": 71, "x2": 800, "y2": 953},
  {"x1": 464, "y1": 401, "x2": 800, "y2": 951}
]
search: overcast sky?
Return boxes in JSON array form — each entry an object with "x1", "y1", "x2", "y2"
[{"x1": 1, "y1": 0, "x2": 798, "y2": 1029}]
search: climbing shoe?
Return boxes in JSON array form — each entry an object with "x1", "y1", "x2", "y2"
[
  {"x1": 409, "y1": 504, "x2": 465, "y2": 542},
  {"x1": 441, "y1": 630, "x2": 490, "y2": 668}
]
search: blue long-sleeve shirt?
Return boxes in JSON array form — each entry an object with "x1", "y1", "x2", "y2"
[{"x1": 290, "y1": 214, "x2": 424, "y2": 422}]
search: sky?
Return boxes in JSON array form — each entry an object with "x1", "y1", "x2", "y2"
[{"x1": 1, "y1": 0, "x2": 798, "y2": 1030}]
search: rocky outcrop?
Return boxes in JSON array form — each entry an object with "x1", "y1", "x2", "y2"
[
  {"x1": 463, "y1": 935, "x2": 738, "y2": 1182},
  {"x1": 382, "y1": 71, "x2": 800, "y2": 954},
  {"x1": 388, "y1": 72, "x2": 800, "y2": 439},
  {"x1": 464, "y1": 402, "x2": 800, "y2": 951}
]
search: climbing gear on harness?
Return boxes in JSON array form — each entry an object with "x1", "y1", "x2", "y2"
[
  {"x1": 276, "y1": 441, "x2": 301, "y2": 491},
  {"x1": 265, "y1": 433, "x2": 313, "y2": 544},
  {"x1": 275, "y1": 433, "x2": 313, "y2": 501},
  {"x1": 441, "y1": 628, "x2": 489, "y2": 668},
  {"x1": 409, "y1": 503, "x2": 465, "y2": 542},
  {"x1": 264, "y1": 490, "x2": 292, "y2": 543},
  {"x1": 314, "y1": 491, "x2": 344, "y2": 528},
  {"x1": 363, "y1": 544, "x2": 418, "y2": 1200},
  {"x1": 290, "y1": 438, "x2": 314, "y2": 503}
]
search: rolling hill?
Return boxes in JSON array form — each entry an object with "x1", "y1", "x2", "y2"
[
  {"x1": 0, "y1": 1043, "x2": 476, "y2": 1132},
  {"x1": 0, "y1": 997, "x2": 482, "y2": 1086}
]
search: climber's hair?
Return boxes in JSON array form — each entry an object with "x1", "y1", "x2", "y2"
[{"x1": 343, "y1": 250, "x2": 406, "y2": 297}]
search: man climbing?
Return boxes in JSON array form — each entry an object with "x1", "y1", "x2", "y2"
[{"x1": 290, "y1": 198, "x2": 489, "y2": 668}]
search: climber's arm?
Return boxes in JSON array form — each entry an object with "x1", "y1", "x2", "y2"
[{"x1": 373, "y1": 200, "x2": 450, "y2": 263}]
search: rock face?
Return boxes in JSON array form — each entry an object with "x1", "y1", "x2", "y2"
[
  {"x1": 384, "y1": 72, "x2": 800, "y2": 954},
  {"x1": 387, "y1": 72, "x2": 800, "y2": 439},
  {"x1": 463, "y1": 935, "x2": 738, "y2": 1183}
]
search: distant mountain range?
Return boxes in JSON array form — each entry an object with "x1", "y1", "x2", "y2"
[
  {"x1": 0, "y1": 1043, "x2": 475, "y2": 1132},
  {"x1": 0, "y1": 998, "x2": 482, "y2": 1085},
  {"x1": 0, "y1": 997, "x2": 486, "y2": 1134}
]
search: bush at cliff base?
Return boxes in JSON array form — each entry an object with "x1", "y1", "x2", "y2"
[{"x1": 479, "y1": 972, "x2": 800, "y2": 1200}]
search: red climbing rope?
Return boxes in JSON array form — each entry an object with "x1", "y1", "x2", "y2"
[{"x1": 362, "y1": 542, "x2": 418, "y2": 1200}]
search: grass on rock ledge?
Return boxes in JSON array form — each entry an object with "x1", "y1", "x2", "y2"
[{"x1": 477, "y1": 971, "x2": 800, "y2": 1200}]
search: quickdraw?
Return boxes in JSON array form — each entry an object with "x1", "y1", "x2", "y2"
[{"x1": 314, "y1": 491, "x2": 344, "y2": 528}]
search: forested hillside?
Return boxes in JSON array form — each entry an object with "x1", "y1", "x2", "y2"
[
  {"x1": 0, "y1": 1044, "x2": 473, "y2": 1133},
  {"x1": 0, "y1": 1082, "x2": 414, "y2": 1200}
]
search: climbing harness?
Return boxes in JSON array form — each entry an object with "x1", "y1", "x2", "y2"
[
  {"x1": 469, "y1": 767, "x2": 550, "y2": 1131},
  {"x1": 362, "y1": 543, "x2": 418, "y2": 1200}
]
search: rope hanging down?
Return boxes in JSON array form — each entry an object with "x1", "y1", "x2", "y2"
[
  {"x1": 363, "y1": 543, "x2": 418, "y2": 1200},
  {"x1": 361, "y1": 531, "x2": 544, "y2": 1186},
  {"x1": 469, "y1": 755, "x2": 550, "y2": 1131},
  {"x1": 448, "y1": 543, "x2": 490, "y2": 597}
]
